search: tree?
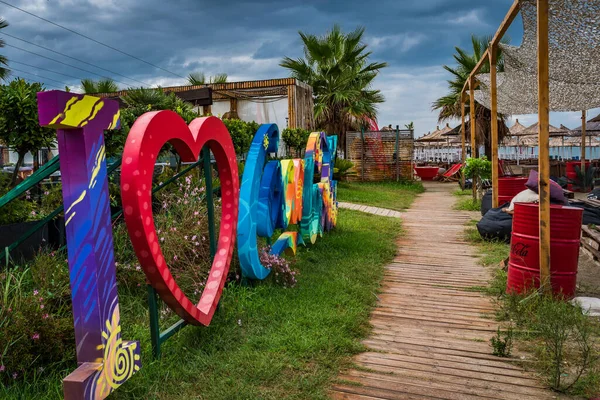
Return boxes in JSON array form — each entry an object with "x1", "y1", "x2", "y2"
[
  {"x1": 405, "y1": 122, "x2": 414, "y2": 131},
  {"x1": 0, "y1": 19, "x2": 9, "y2": 82},
  {"x1": 103, "y1": 87, "x2": 197, "y2": 158},
  {"x1": 432, "y1": 35, "x2": 510, "y2": 159},
  {"x1": 280, "y1": 25, "x2": 387, "y2": 151},
  {"x1": 80, "y1": 78, "x2": 118, "y2": 94},
  {"x1": 187, "y1": 72, "x2": 228, "y2": 85},
  {"x1": 0, "y1": 79, "x2": 55, "y2": 186}
]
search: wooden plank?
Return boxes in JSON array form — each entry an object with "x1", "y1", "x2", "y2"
[
  {"x1": 582, "y1": 110, "x2": 587, "y2": 190},
  {"x1": 469, "y1": 76, "x2": 477, "y2": 201},
  {"x1": 490, "y1": 47, "x2": 499, "y2": 208},
  {"x1": 461, "y1": 98, "x2": 466, "y2": 189},
  {"x1": 537, "y1": 0, "x2": 551, "y2": 293},
  {"x1": 332, "y1": 182, "x2": 553, "y2": 399}
]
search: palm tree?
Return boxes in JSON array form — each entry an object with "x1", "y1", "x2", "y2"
[
  {"x1": 433, "y1": 35, "x2": 510, "y2": 159},
  {"x1": 0, "y1": 19, "x2": 10, "y2": 81},
  {"x1": 80, "y1": 78, "x2": 118, "y2": 94},
  {"x1": 280, "y1": 25, "x2": 387, "y2": 151},
  {"x1": 187, "y1": 72, "x2": 228, "y2": 85}
]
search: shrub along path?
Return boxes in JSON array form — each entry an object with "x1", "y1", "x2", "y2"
[{"x1": 331, "y1": 182, "x2": 557, "y2": 400}]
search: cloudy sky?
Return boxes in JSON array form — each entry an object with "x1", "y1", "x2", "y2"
[{"x1": 0, "y1": 0, "x2": 595, "y2": 137}]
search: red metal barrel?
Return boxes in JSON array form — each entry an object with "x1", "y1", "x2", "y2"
[
  {"x1": 507, "y1": 203, "x2": 583, "y2": 298},
  {"x1": 498, "y1": 177, "x2": 528, "y2": 205}
]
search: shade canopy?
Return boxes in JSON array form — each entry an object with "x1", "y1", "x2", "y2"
[{"x1": 474, "y1": 0, "x2": 600, "y2": 115}]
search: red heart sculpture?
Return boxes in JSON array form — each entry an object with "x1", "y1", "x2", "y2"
[{"x1": 121, "y1": 111, "x2": 239, "y2": 326}]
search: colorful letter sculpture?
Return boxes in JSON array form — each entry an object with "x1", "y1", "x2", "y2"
[
  {"x1": 237, "y1": 127, "x2": 338, "y2": 279},
  {"x1": 37, "y1": 91, "x2": 140, "y2": 400},
  {"x1": 120, "y1": 111, "x2": 239, "y2": 326}
]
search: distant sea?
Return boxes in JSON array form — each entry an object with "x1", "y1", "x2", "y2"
[{"x1": 499, "y1": 146, "x2": 600, "y2": 160}]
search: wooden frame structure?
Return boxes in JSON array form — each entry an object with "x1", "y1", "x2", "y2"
[
  {"x1": 460, "y1": 0, "x2": 553, "y2": 292},
  {"x1": 97, "y1": 78, "x2": 315, "y2": 130}
]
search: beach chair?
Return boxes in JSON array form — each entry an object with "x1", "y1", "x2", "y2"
[{"x1": 439, "y1": 163, "x2": 463, "y2": 182}]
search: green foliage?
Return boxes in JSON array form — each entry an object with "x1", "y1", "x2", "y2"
[
  {"x1": 281, "y1": 127, "x2": 310, "y2": 156},
  {"x1": 1, "y1": 203, "x2": 403, "y2": 399},
  {"x1": 404, "y1": 121, "x2": 414, "y2": 130},
  {"x1": 466, "y1": 223, "x2": 600, "y2": 396},
  {"x1": 570, "y1": 165, "x2": 596, "y2": 191},
  {"x1": 104, "y1": 89, "x2": 197, "y2": 158},
  {"x1": 333, "y1": 159, "x2": 357, "y2": 181},
  {"x1": 280, "y1": 25, "x2": 386, "y2": 147},
  {"x1": 222, "y1": 119, "x2": 259, "y2": 156},
  {"x1": 0, "y1": 256, "x2": 75, "y2": 384},
  {"x1": 433, "y1": 34, "x2": 508, "y2": 121},
  {"x1": 187, "y1": 72, "x2": 228, "y2": 85},
  {"x1": 0, "y1": 175, "x2": 34, "y2": 225},
  {"x1": 0, "y1": 79, "x2": 55, "y2": 185},
  {"x1": 0, "y1": 18, "x2": 8, "y2": 82},
  {"x1": 490, "y1": 327, "x2": 513, "y2": 357},
  {"x1": 463, "y1": 156, "x2": 491, "y2": 181},
  {"x1": 337, "y1": 180, "x2": 424, "y2": 211},
  {"x1": 80, "y1": 78, "x2": 118, "y2": 94},
  {"x1": 454, "y1": 197, "x2": 481, "y2": 211}
]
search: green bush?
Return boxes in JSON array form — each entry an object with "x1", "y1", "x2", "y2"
[
  {"x1": 0, "y1": 257, "x2": 74, "y2": 384},
  {"x1": 0, "y1": 175, "x2": 35, "y2": 225},
  {"x1": 333, "y1": 159, "x2": 357, "y2": 181},
  {"x1": 463, "y1": 156, "x2": 491, "y2": 181},
  {"x1": 222, "y1": 119, "x2": 259, "y2": 156},
  {"x1": 282, "y1": 128, "x2": 311, "y2": 156}
]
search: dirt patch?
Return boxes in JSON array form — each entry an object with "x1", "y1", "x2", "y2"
[{"x1": 577, "y1": 251, "x2": 600, "y2": 297}]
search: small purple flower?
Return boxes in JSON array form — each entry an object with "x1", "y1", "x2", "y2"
[
  {"x1": 33, "y1": 289, "x2": 39, "y2": 296},
  {"x1": 173, "y1": 255, "x2": 178, "y2": 261},
  {"x1": 40, "y1": 304, "x2": 45, "y2": 310},
  {"x1": 191, "y1": 235, "x2": 197, "y2": 241},
  {"x1": 32, "y1": 333, "x2": 40, "y2": 340},
  {"x1": 12, "y1": 372, "x2": 17, "y2": 379},
  {"x1": 0, "y1": 365, "x2": 5, "y2": 372},
  {"x1": 42, "y1": 314, "x2": 49, "y2": 319},
  {"x1": 136, "y1": 266, "x2": 141, "y2": 271}
]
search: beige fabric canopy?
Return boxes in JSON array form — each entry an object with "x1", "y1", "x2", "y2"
[{"x1": 474, "y1": 0, "x2": 600, "y2": 114}]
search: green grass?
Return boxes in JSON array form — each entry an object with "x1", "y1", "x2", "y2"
[
  {"x1": 452, "y1": 189, "x2": 471, "y2": 196},
  {"x1": 1, "y1": 209, "x2": 402, "y2": 400},
  {"x1": 454, "y1": 198, "x2": 482, "y2": 211},
  {"x1": 337, "y1": 180, "x2": 424, "y2": 211},
  {"x1": 463, "y1": 220, "x2": 600, "y2": 397}
]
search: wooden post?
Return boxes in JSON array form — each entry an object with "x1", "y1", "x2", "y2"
[
  {"x1": 537, "y1": 0, "x2": 551, "y2": 294},
  {"x1": 360, "y1": 129, "x2": 365, "y2": 181},
  {"x1": 395, "y1": 125, "x2": 400, "y2": 182},
  {"x1": 461, "y1": 97, "x2": 466, "y2": 189},
  {"x1": 469, "y1": 76, "x2": 477, "y2": 200},
  {"x1": 581, "y1": 110, "x2": 587, "y2": 192},
  {"x1": 490, "y1": 47, "x2": 499, "y2": 208}
]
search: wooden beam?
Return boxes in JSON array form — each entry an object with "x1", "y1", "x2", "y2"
[
  {"x1": 462, "y1": 0, "x2": 520, "y2": 96},
  {"x1": 469, "y1": 76, "x2": 477, "y2": 200},
  {"x1": 462, "y1": 52, "x2": 488, "y2": 95},
  {"x1": 582, "y1": 110, "x2": 587, "y2": 191},
  {"x1": 490, "y1": 47, "x2": 499, "y2": 208},
  {"x1": 490, "y1": 0, "x2": 521, "y2": 46},
  {"x1": 537, "y1": 0, "x2": 551, "y2": 294},
  {"x1": 461, "y1": 98, "x2": 466, "y2": 189}
]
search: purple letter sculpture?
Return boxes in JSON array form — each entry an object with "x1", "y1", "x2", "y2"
[{"x1": 37, "y1": 91, "x2": 141, "y2": 400}]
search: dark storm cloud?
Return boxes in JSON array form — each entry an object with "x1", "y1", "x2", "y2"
[{"x1": 4, "y1": 0, "x2": 563, "y2": 133}]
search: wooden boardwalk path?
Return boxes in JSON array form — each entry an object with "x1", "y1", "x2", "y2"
[
  {"x1": 338, "y1": 201, "x2": 403, "y2": 218},
  {"x1": 331, "y1": 182, "x2": 557, "y2": 400}
]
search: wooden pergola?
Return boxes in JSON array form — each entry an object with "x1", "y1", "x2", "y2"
[{"x1": 460, "y1": 0, "x2": 572, "y2": 293}]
